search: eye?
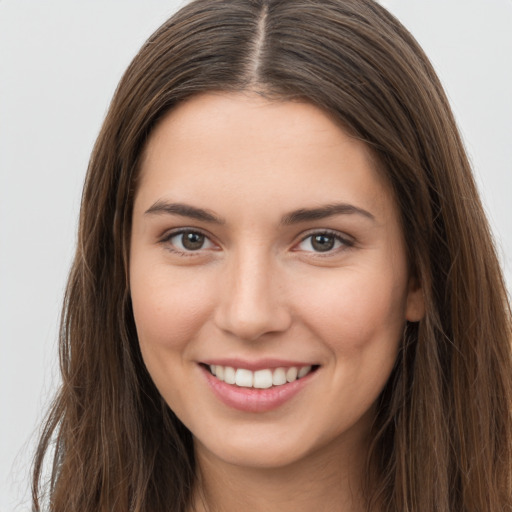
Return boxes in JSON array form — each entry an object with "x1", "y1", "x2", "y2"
[
  {"x1": 164, "y1": 230, "x2": 215, "y2": 253},
  {"x1": 296, "y1": 231, "x2": 352, "y2": 253}
]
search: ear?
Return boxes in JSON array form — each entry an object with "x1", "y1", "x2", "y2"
[{"x1": 405, "y1": 277, "x2": 425, "y2": 322}]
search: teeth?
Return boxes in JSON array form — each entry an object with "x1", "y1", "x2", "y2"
[
  {"x1": 298, "y1": 365, "x2": 311, "y2": 378},
  {"x1": 224, "y1": 366, "x2": 236, "y2": 384},
  {"x1": 286, "y1": 367, "x2": 298, "y2": 382},
  {"x1": 235, "y1": 368, "x2": 253, "y2": 387},
  {"x1": 208, "y1": 364, "x2": 314, "y2": 388},
  {"x1": 272, "y1": 368, "x2": 287, "y2": 386},
  {"x1": 254, "y1": 369, "x2": 273, "y2": 389}
]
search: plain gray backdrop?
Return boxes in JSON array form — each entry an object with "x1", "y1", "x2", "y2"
[{"x1": 1, "y1": 1, "x2": 511, "y2": 510}]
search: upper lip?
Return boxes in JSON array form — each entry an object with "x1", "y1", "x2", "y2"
[{"x1": 200, "y1": 358, "x2": 319, "y2": 371}]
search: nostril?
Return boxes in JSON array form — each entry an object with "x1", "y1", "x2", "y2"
[
  {"x1": 212, "y1": 268, "x2": 292, "y2": 341},
  {"x1": 213, "y1": 305, "x2": 293, "y2": 342}
]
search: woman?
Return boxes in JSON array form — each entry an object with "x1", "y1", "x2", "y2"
[{"x1": 32, "y1": 0, "x2": 512, "y2": 511}]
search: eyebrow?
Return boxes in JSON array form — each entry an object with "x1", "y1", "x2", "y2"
[
  {"x1": 144, "y1": 200, "x2": 375, "y2": 225},
  {"x1": 144, "y1": 200, "x2": 226, "y2": 224},
  {"x1": 280, "y1": 203, "x2": 375, "y2": 225}
]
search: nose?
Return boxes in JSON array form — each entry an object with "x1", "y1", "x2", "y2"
[{"x1": 213, "y1": 248, "x2": 292, "y2": 341}]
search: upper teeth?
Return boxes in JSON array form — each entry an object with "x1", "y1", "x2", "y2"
[{"x1": 209, "y1": 365, "x2": 313, "y2": 389}]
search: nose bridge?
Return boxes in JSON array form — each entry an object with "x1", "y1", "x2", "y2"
[{"x1": 214, "y1": 243, "x2": 291, "y2": 341}]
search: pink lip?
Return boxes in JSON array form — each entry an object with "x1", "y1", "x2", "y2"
[
  {"x1": 201, "y1": 358, "x2": 316, "y2": 371},
  {"x1": 200, "y1": 364, "x2": 318, "y2": 413}
]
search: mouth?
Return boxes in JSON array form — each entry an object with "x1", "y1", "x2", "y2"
[
  {"x1": 200, "y1": 361, "x2": 320, "y2": 412},
  {"x1": 202, "y1": 363, "x2": 319, "y2": 389}
]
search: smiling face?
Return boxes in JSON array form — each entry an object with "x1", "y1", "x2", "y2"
[{"x1": 129, "y1": 92, "x2": 424, "y2": 471}]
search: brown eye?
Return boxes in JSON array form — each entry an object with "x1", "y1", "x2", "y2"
[
  {"x1": 167, "y1": 230, "x2": 214, "y2": 252},
  {"x1": 311, "y1": 234, "x2": 335, "y2": 252},
  {"x1": 181, "y1": 232, "x2": 205, "y2": 250},
  {"x1": 296, "y1": 231, "x2": 351, "y2": 253}
]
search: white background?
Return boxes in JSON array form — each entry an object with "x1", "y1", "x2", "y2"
[{"x1": 1, "y1": 1, "x2": 511, "y2": 510}]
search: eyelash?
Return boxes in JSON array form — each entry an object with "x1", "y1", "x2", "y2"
[
  {"x1": 160, "y1": 228, "x2": 216, "y2": 257},
  {"x1": 296, "y1": 229, "x2": 354, "y2": 255},
  {"x1": 159, "y1": 228, "x2": 354, "y2": 256}
]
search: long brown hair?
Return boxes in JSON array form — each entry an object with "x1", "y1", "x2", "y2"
[{"x1": 32, "y1": 1, "x2": 512, "y2": 510}]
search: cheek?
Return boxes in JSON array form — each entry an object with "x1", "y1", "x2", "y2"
[
  {"x1": 129, "y1": 265, "x2": 217, "y2": 414},
  {"x1": 301, "y1": 270, "x2": 407, "y2": 426},
  {"x1": 130, "y1": 265, "x2": 216, "y2": 353},
  {"x1": 298, "y1": 266, "x2": 408, "y2": 356}
]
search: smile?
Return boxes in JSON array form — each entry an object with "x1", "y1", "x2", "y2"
[
  {"x1": 208, "y1": 364, "x2": 316, "y2": 389},
  {"x1": 201, "y1": 362, "x2": 320, "y2": 413}
]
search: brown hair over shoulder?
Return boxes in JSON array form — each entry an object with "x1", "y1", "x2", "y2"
[{"x1": 32, "y1": 1, "x2": 512, "y2": 511}]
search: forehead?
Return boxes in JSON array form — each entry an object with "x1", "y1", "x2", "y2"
[
  {"x1": 142, "y1": 92, "x2": 376, "y2": 168},
  {"x1": 136, "y1": 92, "x2": 395, "y2": 223}
]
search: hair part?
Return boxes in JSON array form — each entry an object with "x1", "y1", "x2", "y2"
[{"x1": 33, "y1": 1, "x2": 512, "y2": 511}]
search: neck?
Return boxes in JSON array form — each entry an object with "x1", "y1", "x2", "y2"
[{"x1": 190, "y1": 434, "x2": 369, "y2": 512}]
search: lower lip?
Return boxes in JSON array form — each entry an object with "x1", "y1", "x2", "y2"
[{"x1": 201, "y1": 366, "x2": 317, "y2": 413}]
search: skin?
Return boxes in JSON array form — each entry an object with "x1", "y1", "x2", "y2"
[{"x1": 130, "y1": 92, "x2": 424, "y2": 511}]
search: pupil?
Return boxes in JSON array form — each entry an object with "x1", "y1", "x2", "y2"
[
  {"x1": 312, "y1": 234, "x2": 334, "y2": 252},
  {"x1": 182, "y1": 232, "x2": 204, "y2": 250}
]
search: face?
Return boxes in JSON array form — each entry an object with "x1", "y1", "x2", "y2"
[{"x1": 130, "y1": 92, "x2": 424, "y2": 470}]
